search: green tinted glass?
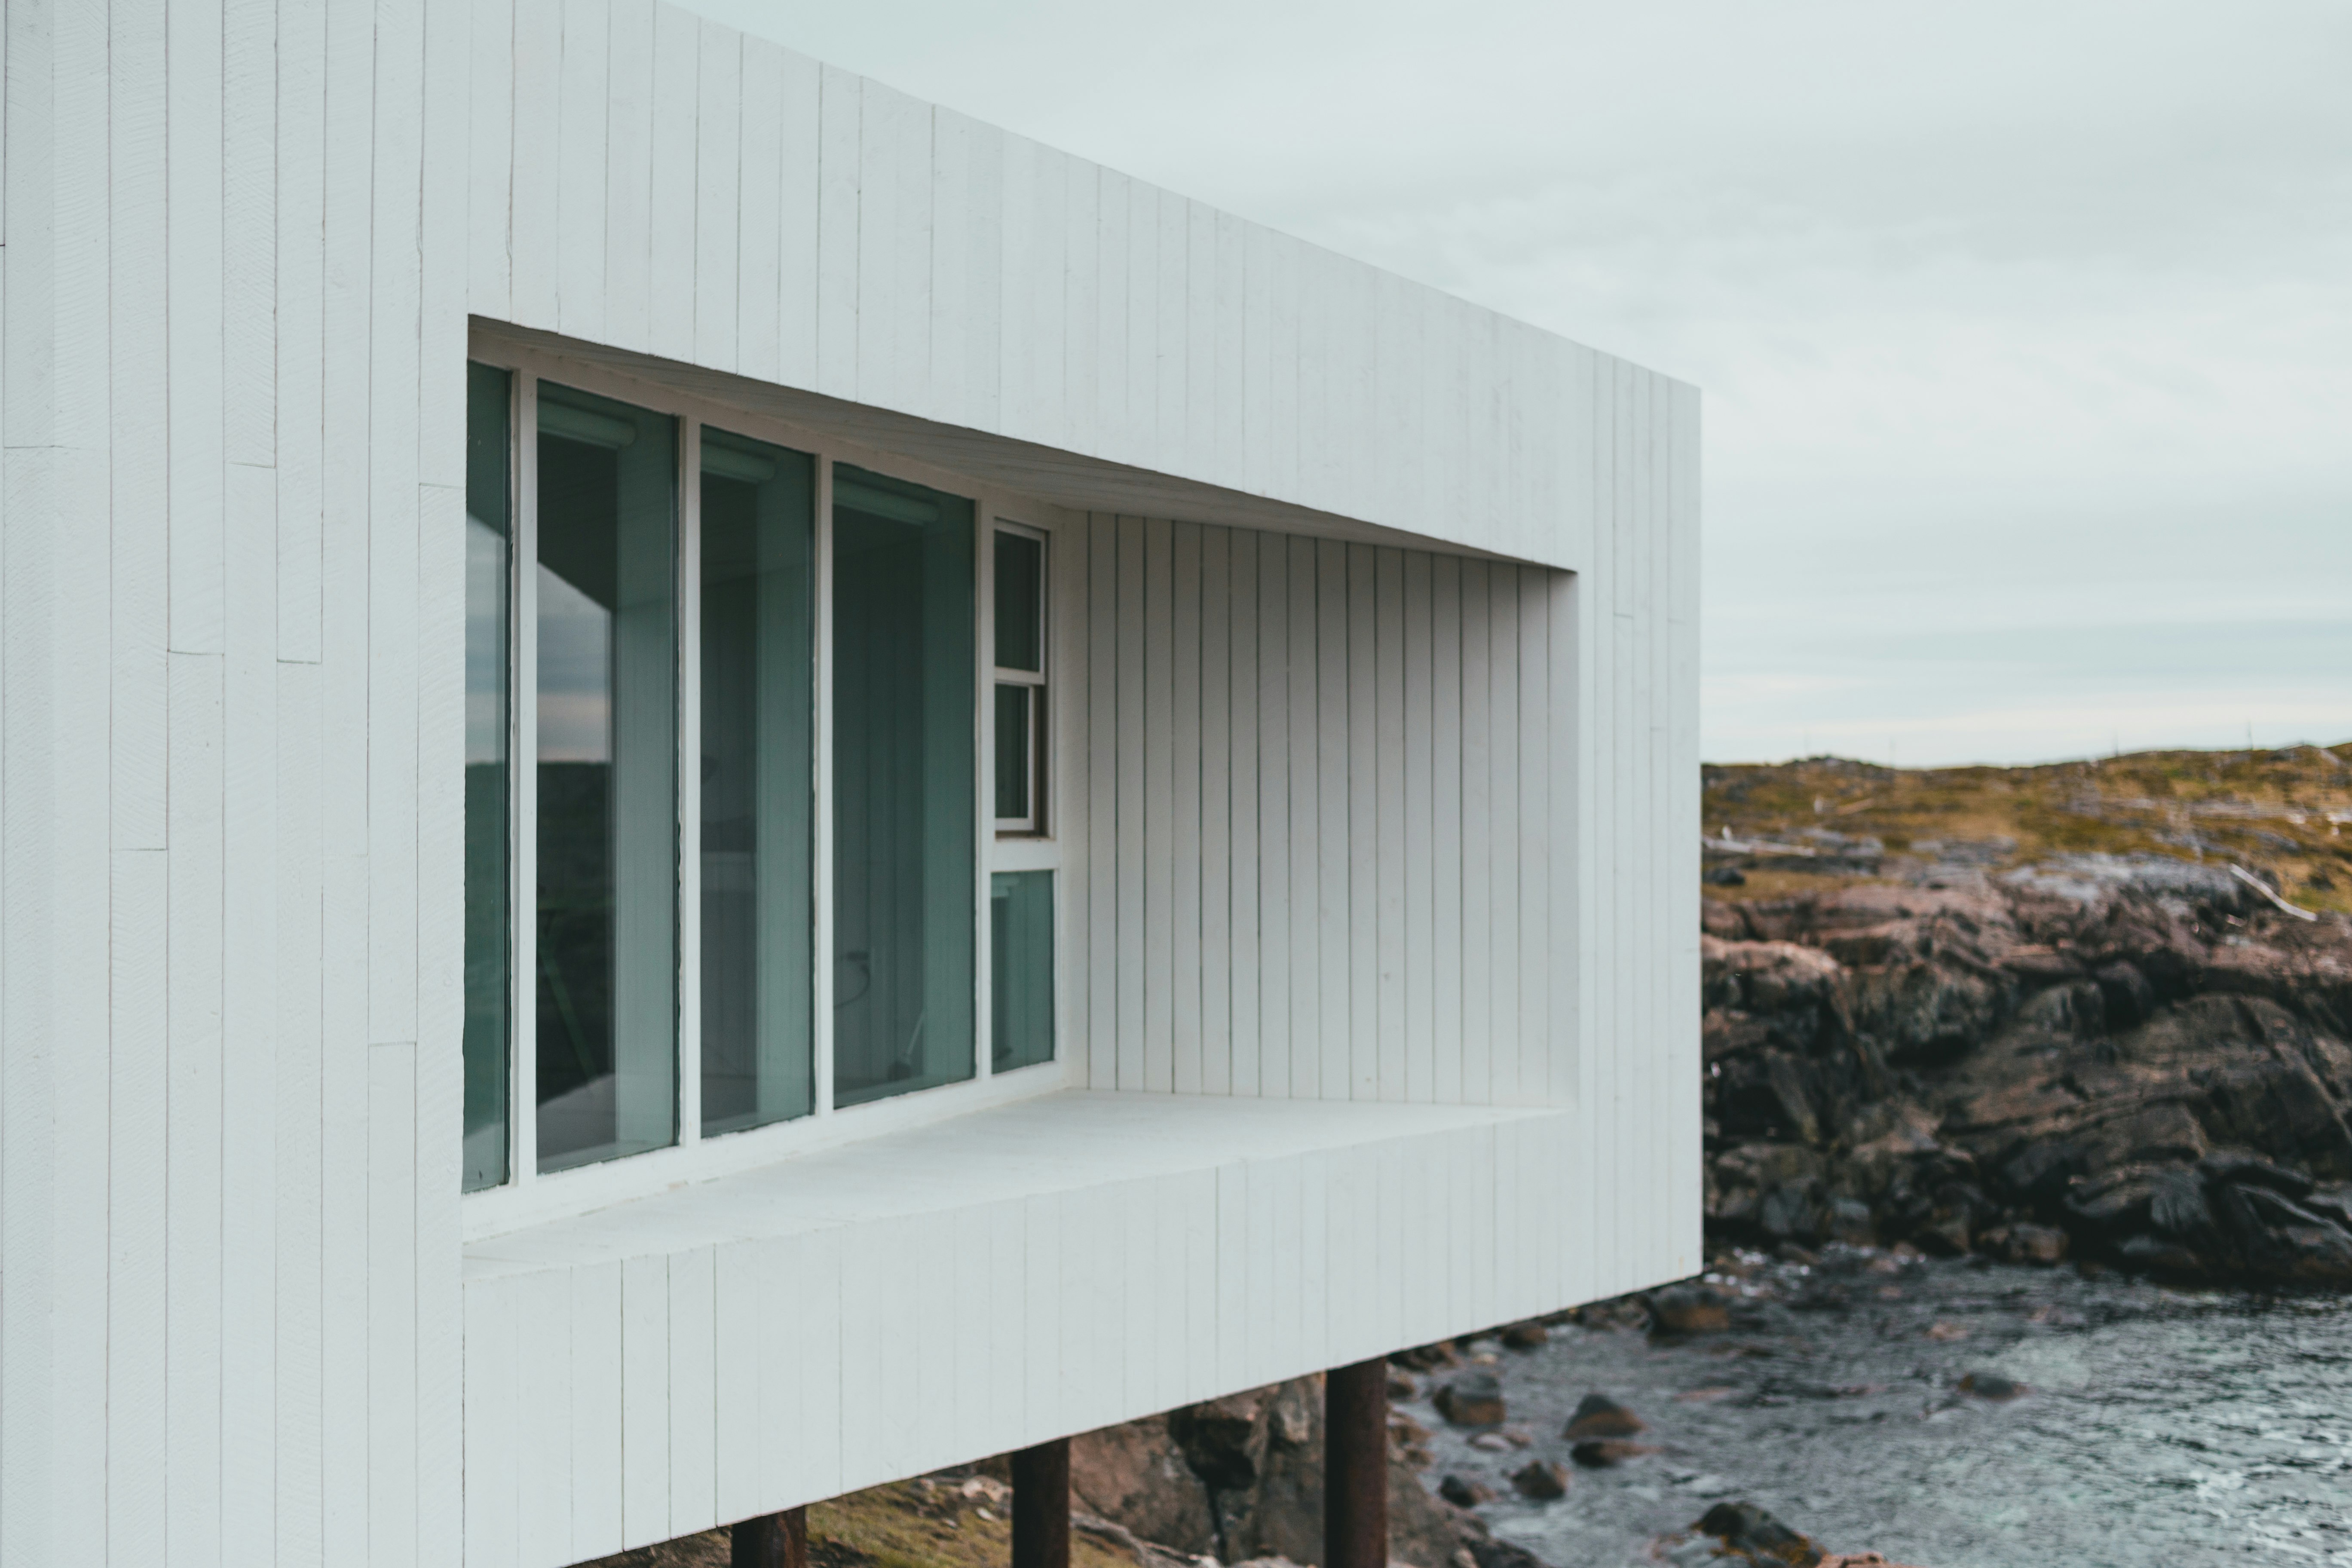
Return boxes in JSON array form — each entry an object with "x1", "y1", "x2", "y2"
[
  {"x1": 990, "y1": 872, "x2": 1054, "y2": 1072},
  {"x1": 831, "y1": 466, "x2": 976, "y2": 1106}
]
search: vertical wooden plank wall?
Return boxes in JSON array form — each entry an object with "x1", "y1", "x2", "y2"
[
  {"x1": 1062, "y1": 482, "x2": 1677, "y2": 1123},
  {"x1": 455, "y1": 15, "x2": 1602, "y2": 576},
  {"x1": 1, "y1": 0, "x2": 469, "y2": 1559}
]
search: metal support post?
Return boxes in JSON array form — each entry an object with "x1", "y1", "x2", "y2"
[
  {"x1": 1011, "y1": 1436, "x2": 1072, "y2": 1568},
  {"x1": 1325, "y1": 1358, "x2": 1389, "y2": 1568},
  {"x1": 731, "y1": 1505, "x2": 808, "y2": 1568}
]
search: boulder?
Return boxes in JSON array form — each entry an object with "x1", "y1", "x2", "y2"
[
  {"x1": 1436, "y1": 1474, "x2": 1494, "y2": 1508},
  {"x1": 1957, "y1": 1372, "x2": 2024, "y2": 1400},
  {"x1": 1693, "y1": 1501, "x2": 1823, "y2": 1567},
  {"x1": 1561, "y1": 1393, "x2": 1645, "y2": 1440},
  {"x1": 2094, "y1": 960, "x2": 2155, "y2": 1029},
  {"x1": 1507, "y1": 1460, "x2": 1568, "y2": 1501},
  {"x1": 2010, "y1": 1223, "x2": 2068, "y2": 1265},
  {"x1": 1071, "y1": 1415, "x2": 1219, "y2": 1557},
  {"x1": 2119, "y1": 1233, "x2": 2203, "y2": 1275},
  {"x1": 1498, "y1": 1321, "x2": 1549, "y2": 1351},
  {"x1": 1646, "y1": 1285, "x2": 1731, "y2": 1335},
  {"x1": 1432, "y1": 1372, "x2": 1506, "y2": 1428}
]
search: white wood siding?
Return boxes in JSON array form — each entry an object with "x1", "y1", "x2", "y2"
[
  {"x1": 1070, "y1": 518, "x2": 1578, "y2": 1109},
  {"x1": 460, "y1": 1093, "x2": 1586, "y2": 1568},
  {"x1": 0, "y1": 0, "x2": 1699, "y2": 1562}
]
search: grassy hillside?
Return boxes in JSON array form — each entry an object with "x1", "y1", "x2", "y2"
[{"x1": 1700, "y1": 741, "x2": 2352, "y2": 916}]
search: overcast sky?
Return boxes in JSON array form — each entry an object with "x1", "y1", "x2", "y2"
[{"x1": 697, "y1": 0, "x2": 2351, "y2": 766}]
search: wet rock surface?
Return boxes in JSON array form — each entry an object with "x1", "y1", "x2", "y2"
[
  {"x1": 1400, "y1": 1251, "x2": 2352, "y2": 1565},
  {"x1": 1702, "y1": 860, "x2": 2352, "y2": 1284}
]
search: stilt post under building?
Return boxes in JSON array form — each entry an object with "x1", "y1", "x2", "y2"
[
  {"x1": 1011, "y1": 1436, "x2": 1072, "y2": 1568},
  {"x1": 1325, "y1": 1358, "x2": 1389, "y2": 1568},
  {"x1": 731, "y1": 1505, "x2": 808, "y2": 1568}
]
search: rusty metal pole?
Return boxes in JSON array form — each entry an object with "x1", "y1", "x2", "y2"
[
  {"x1": 1325, "y1": 1359, "x2": 1389, "y2": 1568},
  {"x1": 1011, "y1": 1437, "x2": 1072, "y2": 1568},
  {"x1": 731, "y1": 1505, "x2": 808, "y2": 1568}
]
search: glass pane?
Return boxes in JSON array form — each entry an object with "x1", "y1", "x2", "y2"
[
  {"x1": 463, "y1": 363, "x2": 512, "y2": 1192},
  {"x1": 536, "y1": 382, "x2": 678, "y2": 1171},
  {"x1": 994, "y1": 530, "x2": 1043, "y2": 672},
  {"x1": 990, "y1": 872, "x2": 1054, "y2": 1072},
  {"x1": 993, "y1": 684, "x2": 1031, "y2": 823},
  {"x1": 832, "y1": 465, "x2": 975, "y2": 1107},
  {"x1": 700, "y1": 427, "x2": 815, "y2": 1136}
]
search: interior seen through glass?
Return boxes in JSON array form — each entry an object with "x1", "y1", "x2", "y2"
[
  {"x1": 699, "y1": 427, "x2": 816, "y2": 1135},
  {"x1": 831, "y1": 465, "x2": 977, "y2": 1107},
  {"x1": 461, "y1": 369, "x2": 1044, "y2": 1189},
  {"x1": 535, "y1": 383, "x2": 679, "y2": 1171},
  {"x1": 993, "y1": 530, "x2": 1044, "y2": 824},
  {"x1": 993, "y1": 685, "x2": 1032, "y2": 822},
  {"x1": 463, "y1": 363, "x2": 512, "y2": 1192},
  {"x1": 990, "y1": 870, "x2": 1054, "y2": 1072},
  {"x1": 994, "y1": 530, "x2": 1042, "y2": 670}
]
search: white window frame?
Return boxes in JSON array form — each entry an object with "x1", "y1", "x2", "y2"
[
  {"x1": 464, "y1": 328, "x2": 1073, "y2": 1238},
  {"x1": 990, "y1": 521, "x2": 1050, "y2": 836}
]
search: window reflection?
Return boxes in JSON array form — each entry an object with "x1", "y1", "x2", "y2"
[
  {"x1": 463, "y1": 364, "x2": 512, "y2": 1192},
  {"x1": 831, "y1": 466, "x2": 976, "y2": 1106},
  {"x1": 535, "y1": 383, "x2": 678, "y2": 1171},
  {"x1": 699, "y1": 428, "x2": 816, "y2": 1135}
]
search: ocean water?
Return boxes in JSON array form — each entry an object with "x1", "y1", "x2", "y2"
[{"x1": 1405, "y1": 1253, "x2": 2352, "y2": 1566}]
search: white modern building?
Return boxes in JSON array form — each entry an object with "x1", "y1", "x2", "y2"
[{"x1": 0, "y1": 3, "x2": 1700, "y2": 1565}]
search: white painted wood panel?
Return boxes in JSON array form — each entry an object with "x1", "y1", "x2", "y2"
[
  {"x1": 1225, "y1": 530, "x2": 1261, "y2": 1100},
  {"x1": 1143, "y1": 517, "x2": 1176, "y2": 1093},
  {"x1": 1344, "y1": 545, "x2": 1377, "y2": 1101},
  {"x1": 1199, "y1": 526, "x2": 1234, "y2": 1098},
  {"x1": 1254, "y1": 536, "x2": 1291, "y2": 1100},
  {"x1": 1172, "y1": 521, "x2": 1206, "y2": 1096},
  {"x1": 1085, "y1": 518, "x2": 1119, "y2": 1090},
  {"x1": 602, "y1": 0, "x2": 656, "y2": 355}
]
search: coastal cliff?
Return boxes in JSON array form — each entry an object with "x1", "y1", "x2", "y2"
[{"x1": 1699, "y1": 746, "x2": 2352, "y2": 1282}]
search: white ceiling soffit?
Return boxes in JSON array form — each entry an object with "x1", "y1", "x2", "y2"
[{"x1": 481, "y1": 320, "x2": 1536, "y2": 567}]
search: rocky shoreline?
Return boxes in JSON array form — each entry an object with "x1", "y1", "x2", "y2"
[{"x1": 1702, "y1": 848, "x2": 2352, "y2": 1284}]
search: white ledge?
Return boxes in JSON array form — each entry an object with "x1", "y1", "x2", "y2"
[{"x1": 464, "y1": 1090, "x2": 1556, "y2": 1283}]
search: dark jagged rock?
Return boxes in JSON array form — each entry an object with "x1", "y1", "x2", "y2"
[
  {"x1": 1957, "y1": 1371, "x2": 2025, "y2": 1400},
  {"x1": 1693, "y1": 1501, "x2": 1824, "y2": 1566},
  {"x1": 1703, "y1": 866, "x2": 2352, "y2": 1286},
  {"x1": 1463, "y1": 1535, "x2": 1551, "y2": 1568},
  {"x1": 1432, "y1": 1371, "x2": 1506, "y2": 1428},
  {"x1": 1507, "y1": 1459, "x2": 1568, "y2": 1501},
  {"x1": 1646, "y1": 1284, "x2": 1731, "y2": 1334},
  {"x1": 1561, "y1": 1392, "x2": 1645, "y2": 1439}
]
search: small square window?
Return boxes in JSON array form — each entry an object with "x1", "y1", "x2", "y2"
[{"x1": 992, "y1": 525, "x2": 1048, "y2": 835}]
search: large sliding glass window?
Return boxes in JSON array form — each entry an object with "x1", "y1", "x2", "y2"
[
  {"x1": 831, "y1": 466, "x2": 976, "y2": 1107},
  {"x1": 699, "y1": 429, "x2": 816, "y2": 1133},
  {"x1": 462, "y1": 349, "x2": 1051, "y2": 1197},
  {"x1": 534, "y1": 383, "x2": 679, "y2": 1171}
]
